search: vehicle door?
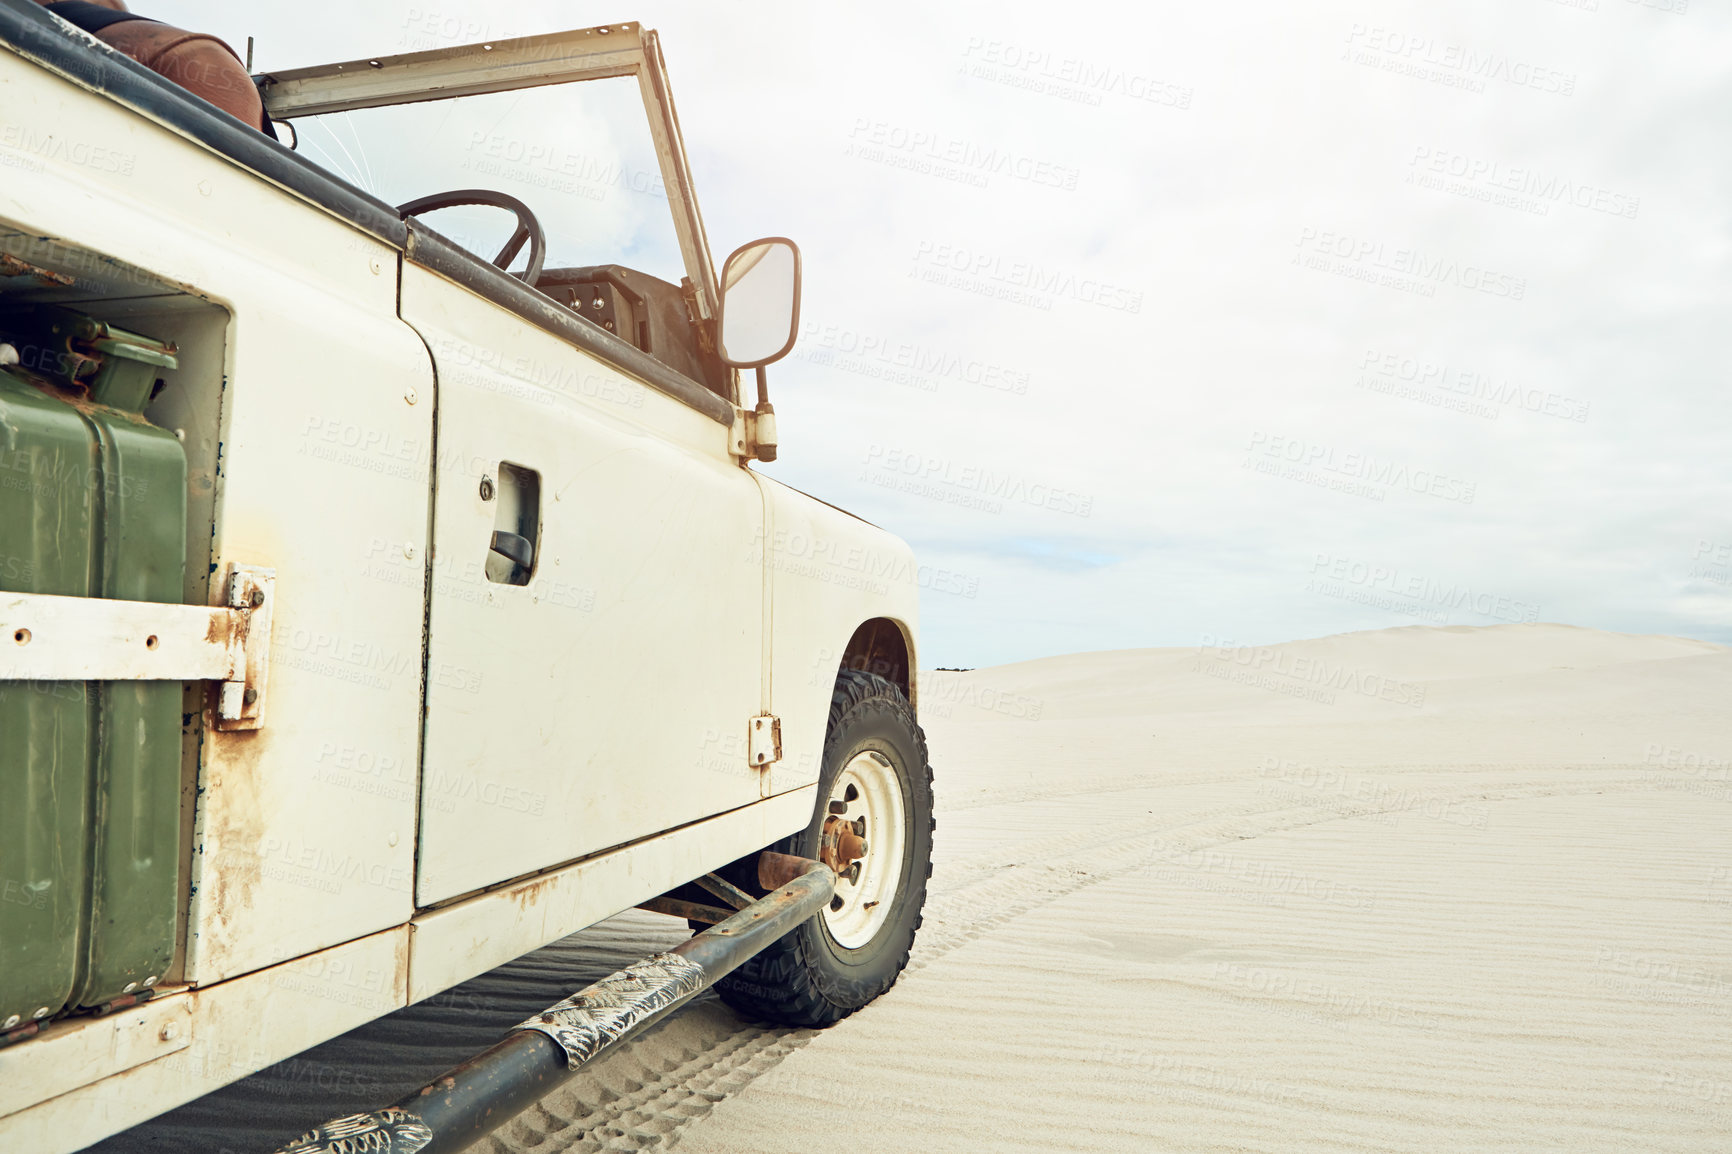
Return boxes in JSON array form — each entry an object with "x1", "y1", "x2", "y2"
[{"x1": 262, "y1": 27, "x2": 769, "y2": 906}]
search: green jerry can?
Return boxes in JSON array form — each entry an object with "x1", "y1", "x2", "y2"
[{"x1": 0, "y1": 305, "x2": 187, "y2": 1036}]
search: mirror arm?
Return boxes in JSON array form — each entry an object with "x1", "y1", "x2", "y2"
[{"x1": 751, "y1": 365, "x2": 777, "y2": 463}]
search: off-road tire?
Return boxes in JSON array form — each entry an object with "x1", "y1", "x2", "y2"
[{"x1": 714, "y1": 669, "x2": 934, "y2": 1027}]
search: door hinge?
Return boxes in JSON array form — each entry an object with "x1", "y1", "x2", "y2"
[
  {"x1": 0, "y1": 563, "x2": 276, "y2": 731},
  {"x1": 727, "y1": 403, "x2": 750, "y2": 459},
  {"x1": 748, "y1": 714, "x2": 782, "y2": 767}
]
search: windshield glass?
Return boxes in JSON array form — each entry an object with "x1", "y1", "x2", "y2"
[{"x1": 291, "y1": 78, "x2": 684, "y2": 283}]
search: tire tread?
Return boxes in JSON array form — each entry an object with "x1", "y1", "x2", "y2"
[{"x1": 714, "y1": 670, "x2": 932, "y2": 1028}]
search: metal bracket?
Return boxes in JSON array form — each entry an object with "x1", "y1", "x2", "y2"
[
  {"x1": 728, "y1": 404, "x2": 750, "y2": 458},
  {"x1": 693, "y1": 872, "x2": 753, "y2": 911},
  {"x1": 215, "y1": 565, "x2": 274, "y2": 730},
  {"x1": 0, "y1": 563, "x2": 276, "y2": 731},
  {"x1": 748, "y1": 714, "x2": 781, "y2": 767}
]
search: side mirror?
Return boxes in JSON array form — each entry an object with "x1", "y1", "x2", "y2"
[{"x1": 718, "y1": 237, "x2": 801, "y2": 368}]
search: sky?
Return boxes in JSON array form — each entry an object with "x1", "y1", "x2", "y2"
[{"x1": 144, "y1": 0, "x2": 1732, "y2": 668}]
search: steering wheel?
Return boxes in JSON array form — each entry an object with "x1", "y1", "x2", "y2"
[{"x1": 396, "y1": 188, "x2": 547, "y2": 285}]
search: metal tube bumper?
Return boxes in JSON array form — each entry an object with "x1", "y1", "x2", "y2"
[{"x1": 268, "y1": 854, "x2": 833, "y2": 1154}]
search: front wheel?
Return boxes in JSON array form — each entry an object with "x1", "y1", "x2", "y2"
[{"x1": 715, "y1": 670, "x2": 934, "y2": 1027}]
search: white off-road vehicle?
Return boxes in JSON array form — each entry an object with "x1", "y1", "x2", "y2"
[{"x1": 0, "y1": 9, "x2": 933, "y2": 1152}]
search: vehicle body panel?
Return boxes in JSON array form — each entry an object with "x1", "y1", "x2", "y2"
[
  {"x1": 758, "y1": 477, "x2": 920, "y2": 795},
  {"x1": 0, "y1": 7, "x2": 919, "y2": 1143},
  {"x1": 0, "y1": 32, "x2": 436, "y2": 986},
  {"x1": 403, "y1": 261, "x2": 769, "y2": 905},
  {"x1": 0, "y1": 927, "x2": 410, "y2": 1154},
  {"x1": 405, "y1": 784, "x2": 816, "y2": 1002},
  {"x1": 1, "y1": 788, "x2": 818, "y2": 1154}
]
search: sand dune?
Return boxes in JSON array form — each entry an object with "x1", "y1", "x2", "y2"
[
  {"x1": 96, "y1": 625, "x2": 1732, "y2": 1153},
  {"x1": 677, "y1": 625, "x2": 1732, "y2": 1153}
]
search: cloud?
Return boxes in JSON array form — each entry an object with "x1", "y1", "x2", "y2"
[{"x1": 153, "y1": 0, "x2": 1732, "y2": 664}]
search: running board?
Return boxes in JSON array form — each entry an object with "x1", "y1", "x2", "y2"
[{"x1": 267, "y1": 853, "x2": 833, "y2": 1154}]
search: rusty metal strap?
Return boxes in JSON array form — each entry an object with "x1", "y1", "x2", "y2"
[
  {"x1": 275, "y1": 1107, "x2": 433, "y2": 1154},
  {"x1": 0, "y1": 592, "x2": 245, "y2": 679},
  {"x1": 0, "y1": 563, "x2": 275, "y2": 730},
  {"x1": 694, "y1": 872, "x2": 754, "y2": 910},
  {"x1": 511, "y1": 952, "x2": 706, "y2": 1070},
  {"x1": 638, "y1": 895, "x2": 736, "y2": 924}
]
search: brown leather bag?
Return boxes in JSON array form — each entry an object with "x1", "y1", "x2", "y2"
[{"x1": 95, "y1": 19, "x2": 265, "y2": 130}]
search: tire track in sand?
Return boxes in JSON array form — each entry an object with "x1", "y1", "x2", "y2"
[
  {"x1": 481, "y1": 769, "x2": 1677, "y2": 1153},
  {"x1": 476, "y1": 1006, "x2": 815, "y2": 1153}
]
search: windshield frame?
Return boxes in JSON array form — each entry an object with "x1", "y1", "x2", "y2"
[{"x1": 257, "y1": 22, "x2": 721, "y2": 325}]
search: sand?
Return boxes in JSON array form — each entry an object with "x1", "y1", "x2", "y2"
[{"x1": 97, "y1": 624, "x2": 1732, "y2": 1153}]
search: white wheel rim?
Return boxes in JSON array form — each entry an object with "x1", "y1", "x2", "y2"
[{"x1": 822, "y1": 749, "x2": 906, "y2": 949}]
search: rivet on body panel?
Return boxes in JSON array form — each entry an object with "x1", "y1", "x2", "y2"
[{"x1": 405, "y1": 386, "x2": 418, "y2": 405}]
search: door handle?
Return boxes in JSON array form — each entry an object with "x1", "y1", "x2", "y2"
[{"x1": 490, "y1": 530, "x2": 535, "y2": 570}]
